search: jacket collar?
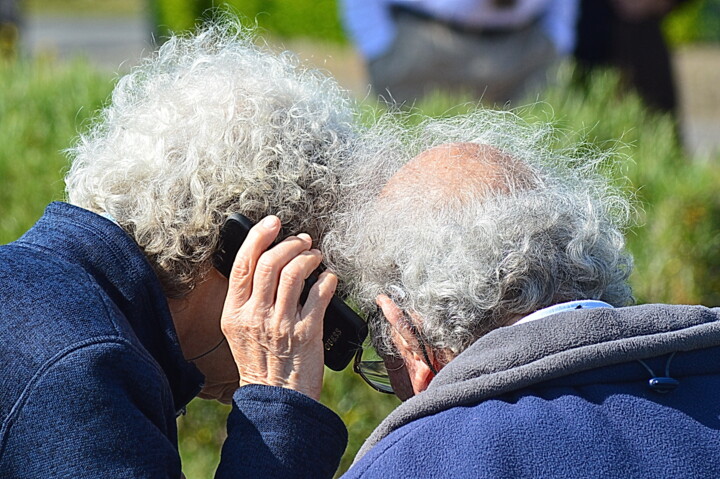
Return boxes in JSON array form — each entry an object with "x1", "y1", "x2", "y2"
[
  {"x1": 513, "y1": 299, "x2": 613, "y2": 326},
  {"x1": 356, "y1": 303, "x2": 720, "y2": 460}
]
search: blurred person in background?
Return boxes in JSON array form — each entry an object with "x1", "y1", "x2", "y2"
[
  {"x1": 340, "y1": 0, "x2": 578, "y2": 106},
  {"x1": 223, "y1": 109, "x2": 720, "y2": 478},
  {"x1": 575, "y1": 0, "x2": 690, "y2": 114},
  {"x1": 0, "y1": 20, "x2": 357, "y2": 478}
]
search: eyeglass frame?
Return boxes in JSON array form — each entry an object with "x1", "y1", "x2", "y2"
[{"x1": 353, "y1": 346, "x2": 394, "y2": 394}]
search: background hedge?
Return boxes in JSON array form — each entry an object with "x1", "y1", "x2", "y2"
[{"x1": 150, "y1": 0, "x2": 347, "y2": 43}]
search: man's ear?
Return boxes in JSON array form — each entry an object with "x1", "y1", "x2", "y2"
[{"x1": 376, "y1": 294, "x2": 437, "y2": 395}]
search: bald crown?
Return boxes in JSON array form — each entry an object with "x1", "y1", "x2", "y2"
[{"x1": 382, "y1": 143, "x2": 535, "y2": 207}]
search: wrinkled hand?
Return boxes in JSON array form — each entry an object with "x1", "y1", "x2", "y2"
[{"x1": 220, "y1": 216, "x2": 337, "y2": 401}]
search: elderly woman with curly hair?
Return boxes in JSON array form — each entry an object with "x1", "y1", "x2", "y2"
[{"x1": 0, "y1": 20, "x2": 356, "y2": 478}]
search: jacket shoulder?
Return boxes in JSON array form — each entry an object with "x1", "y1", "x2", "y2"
[
  {"x1": 0, "y1": 243, "x2": 140, "y2": 424},
  {"x1": 0, "y1": 339, "x2": 178, "y2": 477}
]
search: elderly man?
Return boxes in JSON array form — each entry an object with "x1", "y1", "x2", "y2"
[
  {"x1": 0, "y1": 22, "x2": 354, "y2": 477},
  {"x1": 228, "y1": 110, "x2": 720, "y2": 478}
]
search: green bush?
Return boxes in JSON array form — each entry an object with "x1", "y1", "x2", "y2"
[
  {"x1": 2, "y1": 57, "x2": 719, "y2": 479},
  {"x1": 0, "y1": 59, "x2": 111, "y2": 243},
  {"x1": 151, "y1": 0, "x2": 346, "y2": 43},
  {"x1": 666, "y1": 0, "x2": 720, "y2": 44}
]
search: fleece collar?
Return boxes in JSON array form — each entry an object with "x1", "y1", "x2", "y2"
[
  {"x1": 356, "y1": 303, "x2": 720, "y2": 460},
  {"x1": 513, "y1": 299, "x2": 613, "y2": 326}
]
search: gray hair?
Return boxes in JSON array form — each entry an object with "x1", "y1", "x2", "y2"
[
  {"x1": 65, "y1": 21, "x2": 357, "y2": 297},
  {"x1": 323, "y1": 110, "x2": 634, "y2": 357}
]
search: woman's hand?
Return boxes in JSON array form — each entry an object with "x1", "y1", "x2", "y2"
[{"x1": 220, "y1": 215, "x2": 337, "y2": 400}]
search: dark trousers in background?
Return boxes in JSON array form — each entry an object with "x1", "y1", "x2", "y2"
[
  {"x1": 368, "y1": 8, "x2": 559, "y2": 107},
  {"x1": 574, "y1": 0, "x2": 679, "y2": 114}
]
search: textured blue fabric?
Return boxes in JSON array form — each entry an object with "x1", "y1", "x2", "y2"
[
  {"x1": 0, "y1": 202, "x2": 203, "y2": 477},
  {"x1": 0, "y1": 202, "x2": 347, "y2": 478},
  {"x1": 343, "y1": 321, "x2": 720, "y2": 478},
  {"x1": 219, "y1": 385, "x2": 348, "y2": 479},
  {"x1": 227, "y1": 304, "x2": 720, "y2": 478}
]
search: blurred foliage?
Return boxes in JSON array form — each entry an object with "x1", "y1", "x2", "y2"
[
  {"x1": 2, "y1": 53, "x2": 720, "y2": 478},
  {"x1": 23, "y1": 0, "x2": 145, "y2": 16},
  {"x1": 322, "y1": 367, "x2": 400, "y2": 476},
  {"x1": 149, "y1": 0, "x2": 346, "y2": 43},
  {"x1": 535, "y1": 69, "x2": 720, "y2": 305},
  {"x1": 666, "y1": 0, "x2": 720, "y2": 44},
  {"x1": 177, "y1": 400, "x2": 231, "y2": 478},
  {"x1": 0, "y1": 58, "x2": 110, "y2": 243}
]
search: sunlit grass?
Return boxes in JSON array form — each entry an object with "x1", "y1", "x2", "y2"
[
  {"x1": 25, "y1": 0, "x2": 145, "y2": 16},
  {"x1": 0, "y1": 58, "x2": 111, "y2": 242}
]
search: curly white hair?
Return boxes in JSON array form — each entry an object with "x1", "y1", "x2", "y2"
[
  {"x1": 323, "y1": 110, "x2": 635, "y2": 357},
  {"x1": 65, "y1": 21, "x2": 357, "y2": 297}
]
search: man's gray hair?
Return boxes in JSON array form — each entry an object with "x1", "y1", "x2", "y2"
[
  {"x1": 65, "y1": 21, "x2": 356, "y2": 297},
  {"x1": 323, "y1": 110, "x2": 634, "y2": 357}
]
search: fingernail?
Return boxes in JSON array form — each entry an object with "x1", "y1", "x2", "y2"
[
  {"x1": 262, "y1": 216, "x2": 279, "y2": 229},
  {"x1": 297, "y1": 233, "x2": 311, "y2": 242}
]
